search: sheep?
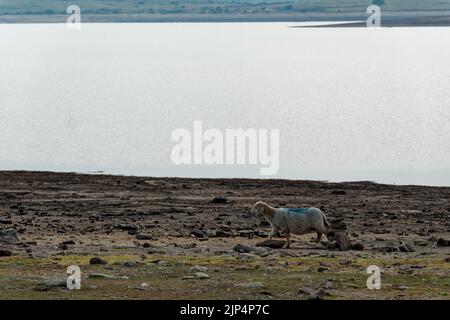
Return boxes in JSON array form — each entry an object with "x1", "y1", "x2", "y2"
[{"x1": 250, "y1": 201, "x2": 331, "y2": 248}]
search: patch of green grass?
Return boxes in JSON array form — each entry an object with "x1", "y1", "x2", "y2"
[{"x1": 0, "y1": 254, "x2": 448, "y2": 300}]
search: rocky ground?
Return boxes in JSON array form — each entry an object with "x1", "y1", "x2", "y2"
[{"x1": 0, "y1": 171, "x2": 449, "y2": 299}]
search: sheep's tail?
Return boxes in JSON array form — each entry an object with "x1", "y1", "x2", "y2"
[{"x1": 321, "y1": 212, "x2": 331, "y2": 231}]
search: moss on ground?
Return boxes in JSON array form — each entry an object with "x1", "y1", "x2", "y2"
[{"x1": 0, "y1": 254, "x2": 448, "y2": 300}]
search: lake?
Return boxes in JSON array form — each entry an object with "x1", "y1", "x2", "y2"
[{"x1": 0, "y1": 23, "x2": 449, "y2": 186}]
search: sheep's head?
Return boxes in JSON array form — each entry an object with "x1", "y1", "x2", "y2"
[{"x1": 250, "y1": 201, "x2": 266, "y2": 218}]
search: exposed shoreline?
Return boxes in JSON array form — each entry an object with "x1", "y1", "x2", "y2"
[{"x1": 0, "y1": 170, "x2": 448, "y2": 299}]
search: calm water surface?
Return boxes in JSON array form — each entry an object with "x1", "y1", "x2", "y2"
[{"x1": 0, "y1": 23, "x2": 449, "y2": 186}]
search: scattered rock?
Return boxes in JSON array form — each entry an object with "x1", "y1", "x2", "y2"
[
  {"x1": 58, "y1": 242, "x2": 68, "y2": 250},
  {"x1": 0, "y1": 249, "x2": 13, "y2": 257},
  {"x1": 214, "y1": 230, "x2": 232, "y2": 237},
  {"x1": 399, "y1": 243, "x2": 415, "y2": 252},
  {"x1": 328, "y1": 231, "x2": 352, "y2": 251},
  {"x1": 298, "y1": 287, "x2": 331, "y2": 300},
  {"x1": 321, "y1": 280, "x2": 334, "y2": 290},
  {"x1": 233, "y1": 243, "x2": 257, "y2": 253},
  {"x1": 35, "y1": 278, "x2": 67, "y2": 291},
  {"x1": 212, "y1": 197, "x2": 228, "y2": 204},
  {"x1": 88, "y1": 273, "x2": 129, "y2": 280},
  {"x1": 235, "y1": 282, "x2": 264, "y2": 289},
  {"x1": 135, "y1": 233, "x2": 154, "y2": 240},
  {"x1": 327, "y1": 242, "x2": 338, "y2": 250},
  {"x1": 352, "y1": 242, "x2": 365, "y2": 251},
  {"x1": 190, "y1": 265, "x2": 208, "y2": 273},
  {"x1": 191, "y1": 229, "x2": 208, "y2": 239},
  {"x1": 339, "y1": 259, "x2": 352, "y2": 266},
  {"x1": 0, "y1": 229, "x2": 19, "y2": 244},
  {"x1": 255, "y1": 239, "x2": 286, "y2": 249},
  {"x1": 437, "y1": 238, "x2": 449, "y2": 247},
  {"x1": 375, "y1": 245, "x2": 398, "y2": 253},
  {"x1": 123, "y1": 261, "x2": 138, "y2": 267},
  {"x1": 236, "y1": 253, "x2": 257, "y2": 262},
  {"x1": 89, "y1": 257, "x2": 107, "y2": 265},
  {"x1": 194, "y1": 272, "x2": 209, "y2": 279}
]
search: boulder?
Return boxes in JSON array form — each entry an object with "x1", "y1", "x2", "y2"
[
  {"x1": 0, "y1": 229, "x2": 19, "y2": 244},
  {"x1": 328, "y1": 231, "x2": 352, "y2": 251},
  {"x1": 255, "y1": 239, "x2": 286, "y2": 249},
  {"x1": 35, "y1": 278, "x2": 67, "y2": 291},
  {"x1": 0, "y1": 249, "x2": 13, "y2": 257}
]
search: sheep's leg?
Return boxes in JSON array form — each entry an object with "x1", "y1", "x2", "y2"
[
  {"x1": 316, "y1": 231, "x2": 322, "y2": 243},
  {"x1": 268, "y1": 228, "x2": 275, "y2": 240},
  {"x1": 286, "y1": 233, "x2": 291, "y2": 248}
]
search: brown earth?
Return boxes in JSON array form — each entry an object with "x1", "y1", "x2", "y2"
[{"x1": 0, "y1": 170, "x2": 449, "y2": 299}]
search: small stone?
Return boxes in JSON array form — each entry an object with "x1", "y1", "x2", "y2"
[
  {"x1": 0, "y1": 229, "x2": 19, "y2": 244},
  {"x1": 190, "y1": 265, "x2": 208, "y2": 273},
  {"x1": 194, "y1": 272, "x2": 209, "y2": 279},
  {"x1": 135, "y1": 233, "x2": 154, "y2": 240},
  {"x1": 182, "y1": 276, "x2": 195, "y2": 280},
  {"x1": 255, "y1": 239, "x2": 286, "y2": 249},
  {"x1": 235, "y1": 282, "x2": 264, "y2": 289},
  {"x1": 89, "y1": 257, "x2": 107, "y2": 265},
  {"x1": 35, "y1": 278, "x2": 67, "y2": 291},
  {"x1": 214, "y1": 230, "x2": 232, "y2": 237},
  {"x1": 58, "y1": 243, "x2": 68, "y2": 250},
  {"x1": 191, "y1": 229, "x2": 208, "y2": 239},
  {"x1": 0, "y1": 249, "x2": 13, "y2": 257},
  {"x1": 399, "y1": 285, "x2": 409, "y2": 291},
  {"x1": 236, "y1": 253, "x2": 257, "y2": 262},
  {"x1": 317, "y1": 266, "x2": 328, "y2": 272},
  {"x1": 352, "y1": 242, "x2": 365, "y2": 251},
  {"x1": 339, "y1": 259, "x2": 352, "y2": 266},
  {"x1": 140, "y1": 282, "x2": 150, "y2": 288},
  {"x1": 444, "y1": 257, "x2": 450, "y2": 263},
  {"x1": 399, "y1": 243, "x2": 415, "y2": 252},
  {"x1": 321, "y1": 280, "x2": 334, "y2": 290},
  {"x1": 233, "y1": 243, "x2": 257, "y2": 253},
  {"x1": 123, "y1": 261, "x2": 138, "y2": 267},
  {"x1": 88, "y1": 273, "x2": 129, "y2": 280},
  {"x1": 331, "y1": 190, "x2": 346, "y2": 195},
  {"x1": 437, "y1": 238, "x2": 449, "y2": 247},
  {"x1": 212, "y1": 197, "x2": 228, "y2": 204}
]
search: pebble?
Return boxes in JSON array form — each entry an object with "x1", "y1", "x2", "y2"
[
  {"x1": 190, "y1": 265, "x2": 208, "y2": 273},
  {"x1": 89, "y1": 257, "x2": 107, "y2": 265},
  {"x1": 194, "y1": 272, "x2": 209, "y2": 279}
]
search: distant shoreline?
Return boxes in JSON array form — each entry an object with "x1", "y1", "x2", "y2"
[
  {"x1": 1, "y1": 170, "x2": 448, "y2": 189},
  {"x1": 1, "y1": 12, "x2": 450, "y2": 27}
]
